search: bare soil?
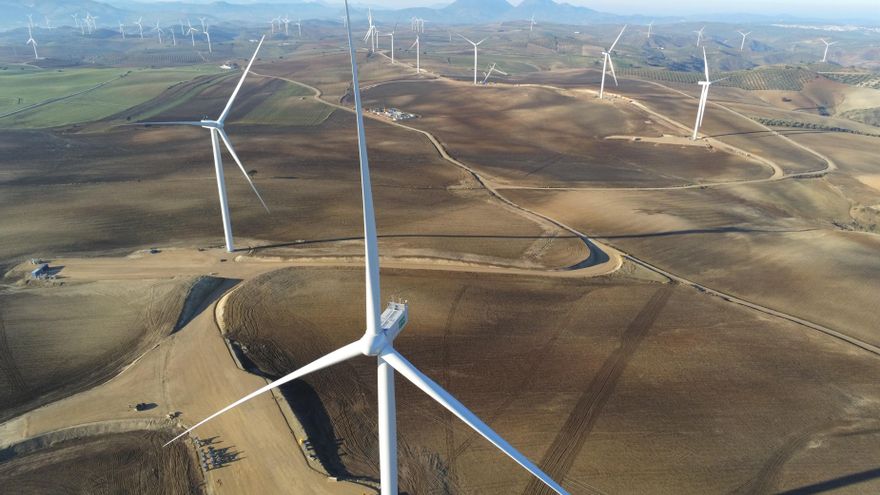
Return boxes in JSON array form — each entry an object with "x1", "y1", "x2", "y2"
[{"x1": 0, "y1": 430, "x2": 204, "y2": 494}]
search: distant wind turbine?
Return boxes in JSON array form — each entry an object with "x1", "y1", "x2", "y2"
[
  {"x1": 134, "y1": 36, "x2": 270, "y2": 253},
  {"x1": 481, "y1": 62, "x2": 508, "y2": 84},
  {"x1": 599, "y1": 25, "x2": 626, "y2": 99},
  {"x1": 153, "y1": 21, "x2": 164, "y2": 44},
  {"x1": 296, "y1": 18, "x2": 302, "y2": 37},
  {"x1": 409, "y1": 34, "x2": 420, "y2": 73},
  {"x1": 204, "y1": 24, "x2": 213, "y2": 53},
  {"x1": 458, "y1": 34, "x2": 487, "y2": 85},
  {"x1": 26, "y1": 26, "x2": 38, "y2": 60},
  {"x1": 820, "y1": 38, "x2": 837, "y2": 62},
  {"x1": 160, "y1": 5, "x2": 571, "y2": 493},
  {"x1": 695, "y1": 26, "x2": 705, "y2": 46},
  {"x1": 118, "y1": 21, "x2": 126, "y2": 40},
  {"x1": 530, "y1": 14, "x2": 536, "y2": 32},
  {"x1": 383, "y1": 29, "x2": 396, "y2": 64},
  {"x1": 187, "y1": 25, "x2": 199, "y2": 46},
  {"x1": 135, "y1": 18, "x2": 144, "y2": 39},
  {"x1": 737, "y1": 30, "x2": 751, "y2": 51},
  {"x1": 647, "y1": 20, "x2": 654, "y2": 38}
]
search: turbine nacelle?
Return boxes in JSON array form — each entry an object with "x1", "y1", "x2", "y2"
[{"x1": 359, "y1": 301, "x2": 407, "y2": 355}]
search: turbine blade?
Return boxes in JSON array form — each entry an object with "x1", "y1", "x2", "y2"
[
  {"x1": 477, "y1": 37, "x2": 488, "y2": 45},
  {"x1": 164, "y1": 341, "x2": 362, "y2": 447},
  {"x1": 343, "y1": 0, "x2": 383, "y2": 335},
  {"x1": 218, "y1": 35, "x2": 266, "y2": 123},
  {"x1": 217, "y1": 129, "x2": 270, "y2": 213},
  {"x1": 130, "y1": 121, "x2": 205, "y2": 127},
  {"x1": 409, "y1": 39, "x2": 417, "y2": 50},
  {"x1": 457, "y1": 33, "x2": 474, "y2": 44},
  {"x1": 608, "y1": 56, "x2": 619, "y2": 86},
  {"x1": 609, "y1": 24, "x2": 627, "y2": 52},
  {"x1": 382, "y1": 350, "x2": 570, "y2": 495},
  {"x1": 703, "y1": 47, "x2": 710, "y2": 81}
]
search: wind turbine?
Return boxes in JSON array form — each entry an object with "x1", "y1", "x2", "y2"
[
  {"x1": 481, "y1": 62, "x2": 508, "y2": 84},
  {"x1": 281, "y1": 15, "x2": 290, "y2": 36},
  {"x1": 695, "y1": 26, "x2": 705, "y2": 47},
  {"x1": 458, "y1": 34, "x2": 487, "y2": 85},
  {"x1": 135, "y1": 18, "x2": 144, "y2": 39},
  {"x1": 26, "y1": 26, "x2": 38, "y2": 61},
  {"x1": 269, "y1": 17, "x2": 277, "y2": 34},
  {"x1": 171, "y1": 28, "x2": 177, "y2": 46},
  {"x1": 187, "y1": 25, "x2": 199, "y2": 46},
  {"x1": 691, "y1": 47, "x2": 725, "y2": 141},
  {"x1": 162, "y1": 5, "x2": 570, "y2": 493},
  {"x1": 180, "y1": 19, "x2": 186, "y2": 36},
  {"x1": 647, "y1": 20, "x2": 654, "y2": 38},
  {"x1": 154, "y1": 21, "x2": 164, "y2": 45},
  {"x1": 72, "y1": 13, "x2": 84, "y2": 35},
  {"x1": 365, "y1": 9, "x2": 377, "y2": 52},
  {"x1": 204, "y1": 24, "x2": 213, "y2": 53},
  {"x1": 296, "y1": 18, "x2": 302, "y2": 37},
  {"x1": 599, "y1": 25, "x2": 626, "y2": 99},
  {"x1": 820, "y1": 38, "x2": 837, "y2": 63},
  {"x1": 199, "y1": 17, "x2": 207, "y2": 32},
  {"x1": 530, "y1": 14, "x2": 536, "y2": 32},
  {"x1": 118, "y1": 21, "x2": 126, "y2": 40},
  {"x1": 44, "y1": 16, "x2": 53, "y2": 29},
  {"x1": 134, "y1": 36, "x2": 269, "y2": 253},
  {"x1": 737, "y1": 30, "x2": 751, "y2": 51},
  {"x1": 383, "y1": 29, "x2": 396, "y2": 64},
  {"x1": 26, "y1": 14, "x2": 33, "y2": 30},
  {"x1": 409, "y1": 34, "x2": 420, "y2": 73}
]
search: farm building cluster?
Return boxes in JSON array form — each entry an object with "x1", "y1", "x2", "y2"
[{"x1": 368, "y1": 106, "x2": 418, "y2": 121}]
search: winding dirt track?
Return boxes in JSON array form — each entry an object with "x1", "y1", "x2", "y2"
[{"x1": 249, "y1": 67, "x2": 879, "y2": 358}]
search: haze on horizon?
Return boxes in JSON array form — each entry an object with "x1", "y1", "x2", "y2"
[{"x1": 145, "y1": 0, "x2": 880, "y2": 22}]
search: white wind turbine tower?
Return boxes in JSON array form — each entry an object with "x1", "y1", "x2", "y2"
[
  {"x1": 171, "y1": 28, "x2": 177, "y2": 46},
  {"x1": 691, "y1": 47, "x2": 725, "y2": 141},
  {"x1": 180, "y1": 20, "x2": 186, "y2": 36},
  {"x1": 26, "y1": 14, "x2": 33, "y2": 30},
  {"x1": 135, "y1": 18, "x2": 144, "y2": 39},
  {"x1": 26, "y1": 26, "x2": 38, "y2": 60},
  {"x1": 44, "y1": 16, "x2": 53, "y2": 29},
  {"x1": 695, "y1": 26, "x2": 705, "y2": 47},
  {"x1": 118, "y1": 21, "x2": 126, "y2": 40},
  {"x1": 134, "y1": 36, "x2": 269, "y2": 253},
  {"x1": 458, "y1": 34, "x2": 487, "y2": 85},
  {"x1": 199, "y1": 17, "x2": 207, "y2": 32},
  {"x1": 409, "y1": 34, "x2": 420, "y2": 73},
  {"x1": 296, "y1": 18, "x2": 302, "y2": 37},
  {"x1": 281, "y1": 15, "x2": 290, "y2": 35},
  {"x1": 647, "y1": 20, "x2": 654, "y2": 38},
  {"x1": 737, "y1": 30, "x2": 751, "y2": 51},
  {"x1": 530, "y1": 14, "x2": 537, "y2": 32},
  {"x1": 599, "y1": 25, "x2": 626, "y2": 99},
  {"x1": 162, "y1": 4, "x2": 571, "y2": 493},
  {"x1": 269, "y1": 17, "x2": 277, "y2": 34},
  {"x1": 481, "y1": 62, "x2": 508, "y2": 84},
  {"x1": 820, "y1": 38, "x2": 837, "y2": 62}
]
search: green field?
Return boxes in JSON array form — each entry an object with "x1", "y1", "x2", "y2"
[
  {"x1": 236, "y1": 81, "x2": 335, "y2": 126},
  {"x1": 0, "y1": 66, "x2": 224, "y2": 129}
]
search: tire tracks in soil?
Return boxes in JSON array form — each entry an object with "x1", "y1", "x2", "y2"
[
  {"x1": 0, "y1": 307, "x2": 29, "y2": 397},
  {"x1": 523, "y1": 286, "x2": 673, "y2": 495}
]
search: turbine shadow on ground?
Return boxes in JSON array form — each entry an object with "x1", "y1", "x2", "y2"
[{"x1": 776, "y1": 468, "x2": 880, "y2": 495}]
